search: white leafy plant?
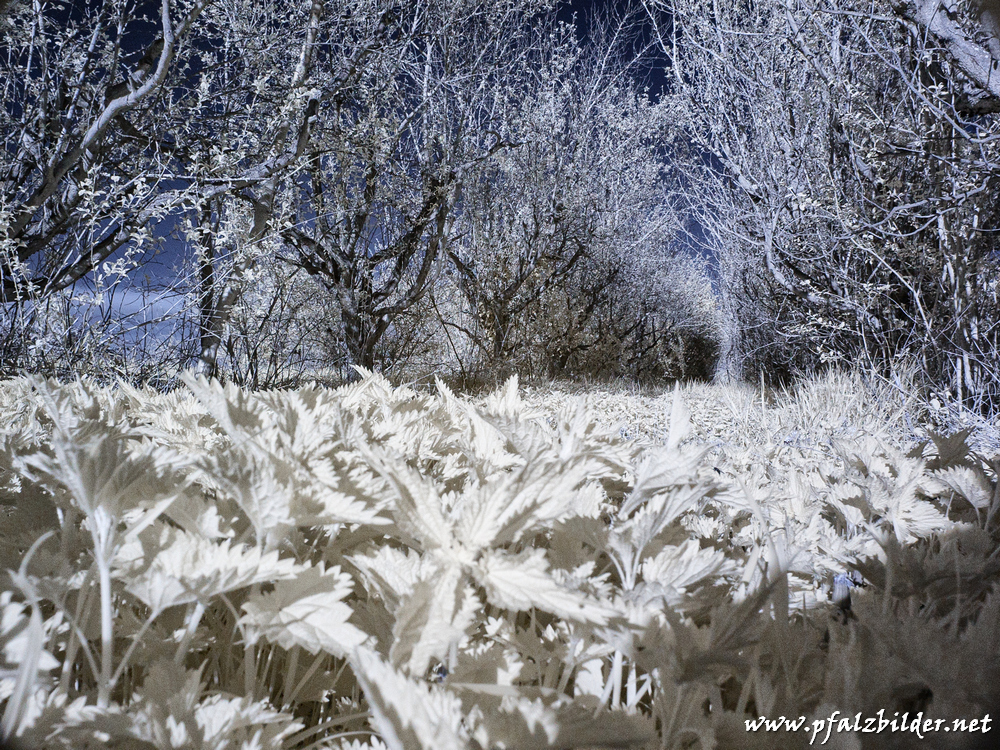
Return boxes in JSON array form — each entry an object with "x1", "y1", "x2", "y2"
[
  {"x1": 526, "y1": 370, "x2": 964, "y2": 608},
  {"x1": 0, "y1": 370, "x2": 971, "y2": 749}
]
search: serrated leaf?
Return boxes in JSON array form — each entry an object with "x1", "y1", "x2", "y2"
[
  {"x1": 240, "y1": 564, "x2": 368, "y2": 657},
  {"x1": 925, "y1": 428, "x2": 974, "y2": 470},
  {"x1": 454, "y1": 687, "x2": 656, "y2": 750},
  {"x1": 929, "y1": 465, "x2": 993, "y2": 509},
  {"x1": 349, "y1": 646, "x2": 468, "y2": 750},
  {"x1": 357, "y1": 446, "x2": 455, "y2": 551},
  {"x1": 119, "y1": 525, "x2": 306, "y2": 612},
  {"x1": 389, "y1": 565, "x2": 479, "y2": 677},
  {"x1": 475, "y1": 549, "x2": 615, "y2": 625},
  {"x1": 642, "y1": 539, "x2": 737, "y2": 603},
  {"x1": 193, "y1": 694, "x2": 303, "y2": 750},
  {"x1": 350, "y1": 546, "x2": 438, "y2": 607},
  {"x1": 198, "y1": 446, "x2": 294, "y2": 550},
  {"x1": 20, "y1": 429, "x2": 185, "y2": 521}
]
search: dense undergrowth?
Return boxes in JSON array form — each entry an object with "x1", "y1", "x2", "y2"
[{"x1": 0, "y1": 370, "x2": 998, "y2": 749}]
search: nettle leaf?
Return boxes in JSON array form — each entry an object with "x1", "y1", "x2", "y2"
[
  {"x1": 337, "y1": 369, "x2": 401, "y2": 413},
  {"x1": 247, "y1": 393, "x2": 393, "y2": 527},
  {"x1": 619, "y1": 444, "x2": 712, "y2": 520},
  {"x1": 888, "y1": 498, "x2": 952, "y2": 544},
  {"x1": 350, "y1": 646, "x2": 469, "y2": 750},
  {"x1": 435, "y1": 378, "x2": 522, "y2": 478},
  {"x1": 467, "y1": 691, "x2": 657, "y2": 750},
  {"x1": 130, "y1": 658, "x2": 205, "y2": 747},
  {"x1": 611, "y1": 465, "x2": 715, "y2": 579},
  {"x1": 117, "y1": 525, "x2": 306, "y2": 612},
  {"x1": 337, "y1": 740, "x2": 389, "y2": 750},
  {"x1": 459, "y1": 453, "x2": 617, "y2": 552},
  {"x1": 474, "y1": 549, "x2": 616, "y2": 625},
  {"x1": 16, "y1": 694, "x2": 140, "y2": 750},
  {"x1": 306, "y1": 454, "x2": 393, "y2": 526},
  {"x1": 182, "y1": 374, "x2": 267, "y2": 440},
  {"x1": 641, "y1": 539, "x2": 737, "y2": 604},
  {"x1": 240, "y1": 564, "x2": 368, "y2": 657},
  {"x1": 193, "y1": 694, "x2": 303, "y2": 750},
  {"x1": 477, "y1": 376, "x2": 524, "y2": 420},
  {"x1": 162, "y1": 487, "x2": 234, "y2": 540},
  {"x1": 20, "y1": 428, "x2": 185, "y2": 520},
  {"x1": 198, "y1": 446, "x2": 294, "y2": 550},
  {"x1": 389, "y1": 565, "x2": 480, "y2": 677},
  {"x1": 0, "y1": 590, "x2": 60, "y2": 711},
  {"x1": 924, "y1": 428, "x2": 975, "y2": 470},
  {"x1": 123, "y1": 383, "x2": 225, "y2": 454},
  {"x1": 29, "y1": 377, "x2": 128, "y2": 431},
  {"x1": 359, "y1": 447, "x2": 455, "y2": 551},
  {"x1": 255, "y1": 388, "x2": 335, "y2": 458},
  {"x1": 452, "y1": 482, "x2": 510, "y2": 551},
  {"x1": 350, "y1": 546, "x2": 439, "y2": 608},
  {"x1": 881, "y1": 456, "x2": 951, "y2": 543},
  {"x1": 822, "y1": 481, "x2": 871, "y2": 526},
  {"x1": 650, "y1": 582, "x2": 774, "y2": 686},
  {"x1": 185, "y1": 378, "x2": 339, "y2": 546},
  {"x1": 927, "y1": 465, "x2": 994, "y2": 509}
]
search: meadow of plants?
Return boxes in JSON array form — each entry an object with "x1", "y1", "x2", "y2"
[{"x1": 0, "y1": 369, "x2": 998, "y2": 750}]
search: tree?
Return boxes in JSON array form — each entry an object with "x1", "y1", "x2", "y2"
[
  {"x1": 279, "y1": 0, "x2": 549, "y2": 372},
  {"x1": 651, "y1": 0, "x2": 1000, "y2": 408},
  {"x1": 0, "y1": 0, "x2": 371, "y2": 376},
  {"x1": 181, "y1": 0, "x2": 410, "y2": 375},
  {"x1": 445, "y1": 4, "x2": 705, "y2": 381}
]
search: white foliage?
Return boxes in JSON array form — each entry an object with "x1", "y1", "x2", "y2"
[
  {"x1": 475, "y1": 549, "x2": 616, "y2": 625},
  {"x1": 388, "y1": 566, "x2": 479, "y2": 676},
  {"x1": 349, "y1": 646, "x2": 469, "y2": 750},
  {"x1": 0, "y1": 592, "x2": 59, "y2": 674},
  {"x1": 193, "y1": 694, "x2": 303, "y2": 750},
  {"x1": 641, "y1": 540, "x2": 737, "y2": 605},
  {"x1": 240, "y1": 564, "x2": 367, "y2": 657},
  {"x1": 350, "y1": 546, "x2": 439, "y2": 606},
  {"x1": 0, "y1": 371, "x2": 989, "y2": 749},
  {"x1": 338, "y1": 740, "x2": 388, "y2": 750},
  {"x1": 927, "y1": 465, "x2": 994, "y2": 510},
  {"x1": 117, "y1": 525, "x2": 306, "y2": 612}
]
